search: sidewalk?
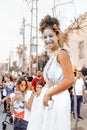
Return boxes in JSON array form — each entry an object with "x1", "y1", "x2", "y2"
[{"x1": 71, "y1": 102, "x2": 87, "y2": 130}]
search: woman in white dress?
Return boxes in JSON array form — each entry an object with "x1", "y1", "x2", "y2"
[{"x1": 29, "y1": 15, "x2": 75, "y2": 130}]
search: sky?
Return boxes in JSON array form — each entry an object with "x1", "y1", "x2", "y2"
[{"x1": 0, "y1": 0, "x2": 87, "y2": 63}]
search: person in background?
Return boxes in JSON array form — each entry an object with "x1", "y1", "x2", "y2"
[
  {"x1": 35, "y1": 81, "x2": 45, "y2": 96},
  {"x1": 0, "y1": 74, "x2": 15, "y2": 112},
  {"x1": 28, "y1": 81, "x2": 45, "y2": 111},
  {"x1": 71, "y1": 70, "x2": 85, "y2": 120},
  {"x1": 0, "y1": 74, "x2": 7, "y2": 112},
  {"x1": 28, "y1": 15, "x2": 74, "y2": 130},
  {"x1": 27, "y1": 76, "x2": 33, "y2": 91},
  {"x1": 10, "y1": 77, "x2": 32, "y2": 130},
  {"x1": 84, "y1": 76, "x2": 87, "y2": 89},
  {"x1": 32, "y1": 70, "x2": 46, "y2": 93},
  {"x1": 81, "y1": 64, "x2": 87, "y2": 77}
]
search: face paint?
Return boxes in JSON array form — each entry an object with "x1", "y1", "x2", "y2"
[
  {"x1": 42, "y1": 28, "x2": 58, "y2": 50},
  {"x1": 44, "y1": 43, "x2": 55, "y2": 50}
]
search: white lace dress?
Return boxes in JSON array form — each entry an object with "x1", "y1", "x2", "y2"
[{"x1": 28, "y1": 48, "x2": 71, "y2": 130}]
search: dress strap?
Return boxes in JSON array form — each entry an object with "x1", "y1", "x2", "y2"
[{"x1": 46, "y1": 53, "x2": 56, "y2": 85}]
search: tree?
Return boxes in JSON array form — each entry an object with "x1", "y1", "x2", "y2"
[
  {"x1": 17, "y1": 44, "x2": 27, "y2": 72},
  {"x1": 10, "y1": 61, "x2": 19, "y2": 72}
]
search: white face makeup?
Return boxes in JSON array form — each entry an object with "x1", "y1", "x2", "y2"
[{"x1": 42, "y1": 28, "x2": 58, "y2": 50}]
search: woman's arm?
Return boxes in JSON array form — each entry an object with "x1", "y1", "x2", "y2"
[
  {"x1": 10, "y1": 96, "x2": 16, "y2": 113},
  {"x1": 22, "y1": 93, "x2": 35, "y2": 111}
]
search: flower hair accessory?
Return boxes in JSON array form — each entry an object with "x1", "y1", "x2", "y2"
[{"x1": 53, "y1": 24, "x2": 60, "y2": 33}]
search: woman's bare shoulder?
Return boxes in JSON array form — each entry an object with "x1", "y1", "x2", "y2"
[{"x1": 57, "y1": 49, "x2": 70, "y2": 63}]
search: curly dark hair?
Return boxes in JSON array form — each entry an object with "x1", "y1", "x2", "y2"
[{"x1": 39, "y1": 15, "x2": 60, "y2": 34}]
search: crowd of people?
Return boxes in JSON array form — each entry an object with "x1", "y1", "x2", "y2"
[{"x1": 0, "y1": 15, "x2": 87, "y2": 130}]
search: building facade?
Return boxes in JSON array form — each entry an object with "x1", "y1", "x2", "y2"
[{"x1": 65, "y1": 12, "x2": 87, "y2": 69}]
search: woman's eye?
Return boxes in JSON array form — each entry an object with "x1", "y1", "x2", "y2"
[
  {"x1": 43, "y1": 36, "x2": 47, "y2": 39},
  {"x1": 43, "y1": 34, "x2": 53, "y2": 39}
]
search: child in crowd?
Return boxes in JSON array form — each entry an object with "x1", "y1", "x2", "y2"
[
  {"x1": 28, "y1": 81, "x2": 45, "y2": 129},
  {"x1": 28, "y1": 81, "x2": 45, "y2": 110}
]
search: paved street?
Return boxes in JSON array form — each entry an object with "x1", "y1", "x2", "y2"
[
  {"x1": 0, "y1": 91, "x2": 87, "y2": 130},
  {"x1": 0, "y1": 91, "x2": 13, "y2": 130},
  {"x1": 71, "y1": 102, "x2": 87, "y2": 130},
  {"x1": 71, "y1": 91, "x2": 87, "y2": 130},
  {"x1": 0, "y1": 106, "x2": 13, "y2": 130}
]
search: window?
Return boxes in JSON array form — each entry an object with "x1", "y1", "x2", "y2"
[{"x1": 78, "y1": 41, "x2": 85, "y2": 59}]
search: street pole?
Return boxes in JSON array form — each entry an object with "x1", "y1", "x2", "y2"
[
  {"x1": 29, "y1": 0, "x2": 33, "y2": 76},
  {"x1": 73, "y1": 83, "x2": 78, "y2": 129},
  {"x1": 8, "y1": 52, "x2": 10, "y2": 72},
  {"x1": 36, "y1": 0, "x2": 38, "y2": 71},
  {"x1": 52, "y1": 0, "x2": 56, "y2": 17},
  {"x1": 22, "y1": 17, "x2": 25, "y2": 72}
]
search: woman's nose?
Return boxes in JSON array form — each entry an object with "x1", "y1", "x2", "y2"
[{"x1": 45, "y1": 38, "x2": 50, "y2": 44}]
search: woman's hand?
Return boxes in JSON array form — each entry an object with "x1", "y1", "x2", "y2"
[{"x1": 43, "y1": 93, "x2": 51, "y2": 106}]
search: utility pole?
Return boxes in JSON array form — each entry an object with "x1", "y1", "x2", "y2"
[
  {"x1": 52, "y1": 0, "x2": 73, "y2": 17},
  {"x1": 29, "y1": 0, "x2": 39, "y2": 76},
  {"x1": 22, "y1": 17, "x2": 25, "y2": 72},
  {"x1": 36, "y1": 0, "x2": 38, "y2": 71},
  {"x1": 52, "y1": 0, "x2": 56, "y2": 17},
  {"x1": 29, "y1": 0, "x2": 33, "y2": 76}
]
